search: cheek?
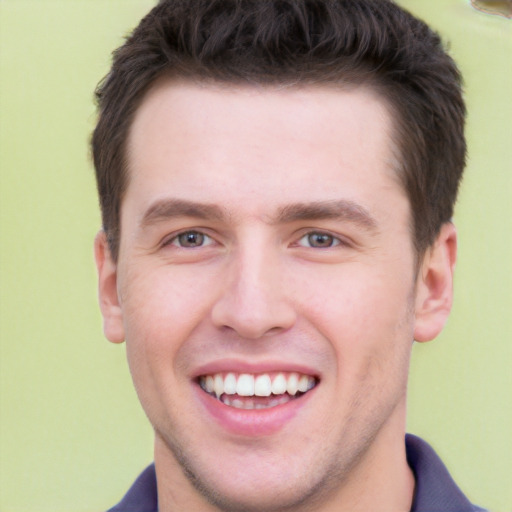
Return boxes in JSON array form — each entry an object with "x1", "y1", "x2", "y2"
[
  {"x1": 117, "y1": 266, "x2": 219, "y2": 424},
  {"x1": 303, "y1": 263, "x2": 412, "y2": 325},
  {"x1": 118, "y1": 264, "x2": 220, "y2": 375},
  {"x1": 122, "y1": 261, "x2": 216, "y2": 324},
  {"x1": 296, "y1": 265, "x2": 415, "y2": 374}
]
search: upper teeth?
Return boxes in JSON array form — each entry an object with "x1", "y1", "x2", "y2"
[{"x1": 200, "y1": 372, "x2": 316, "y2": 398}]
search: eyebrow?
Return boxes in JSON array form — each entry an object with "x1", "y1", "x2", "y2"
[
  {"x1": 274, "y1": 200, "x2": 378, "y2": 232},
  {"x1": 140, "y1": 198, "x2": 226, "y2": 227},
  {"x1": 140, "y1": 198, "x2": 378, "y2": 232}
]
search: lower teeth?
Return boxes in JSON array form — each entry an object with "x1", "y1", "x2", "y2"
[{"x1": 220, "y1": 393, "x2": 295, "y2": 409}]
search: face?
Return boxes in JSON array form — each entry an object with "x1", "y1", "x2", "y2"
[{"x1": 96, "y1": 81, "x2": 453, "y2": 511}]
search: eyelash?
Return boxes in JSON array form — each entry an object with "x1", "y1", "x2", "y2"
[
  {"x1": 162, "y1": 229, "x2": 346, "y2": 251},
  {"x1": 296, "y1": 231, "x2": 344, "y2": 249},
  {"x1": 163, "y1": 230, "x2": 215, "y2": 249}
]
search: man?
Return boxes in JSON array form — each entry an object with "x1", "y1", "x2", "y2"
[{"x1": 92, "y1": 1, "x2": 485, "y2": 511}]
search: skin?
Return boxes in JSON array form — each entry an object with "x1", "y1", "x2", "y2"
[{"x1": 95, "y1": 80, "x2": 457, "y2": 512}]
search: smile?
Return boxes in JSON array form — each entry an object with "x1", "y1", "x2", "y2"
[{"x1": 198, "y1": 372, "x2": 317, "y2": 410}]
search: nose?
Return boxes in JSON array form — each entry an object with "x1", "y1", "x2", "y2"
[{"x1": 211, "y1": 243, "x2": 296, "y2": 339}]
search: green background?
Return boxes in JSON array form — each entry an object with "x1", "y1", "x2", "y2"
[{"x1": 0, "y1": 1, "x2": 510, "y2": 511}]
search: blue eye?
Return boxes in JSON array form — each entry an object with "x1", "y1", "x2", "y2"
[
  {"x1": 299, "y1": 232, "x2": 341, "y2": 248},
  {"x1": 170, "y1": 231, "x2": 213, "y2": 248}
]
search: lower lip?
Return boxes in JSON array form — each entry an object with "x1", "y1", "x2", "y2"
[{"x1": 194, "y1": 385, "x2": 314, "y2": 437}]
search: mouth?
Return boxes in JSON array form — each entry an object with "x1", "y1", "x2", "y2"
[{"x1": 198, "y1": 371, "x2": 318, "y2": 410}]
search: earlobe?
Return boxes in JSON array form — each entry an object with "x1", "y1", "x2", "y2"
[
  {"x1": 94, "y1": 231, "x2": 125, "y2": 343},
  {"x1": 413, "y1": 222, "x2": 457, "y2": 343}
]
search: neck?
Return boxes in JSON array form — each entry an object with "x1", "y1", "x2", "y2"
[{"x1": 317, "y1": 402, "x2": 415, "y2": 512}]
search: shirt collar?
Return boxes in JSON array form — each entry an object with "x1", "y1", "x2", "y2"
[{"x1": 406, "y1": 434, "x2": 479, "y2": 512}]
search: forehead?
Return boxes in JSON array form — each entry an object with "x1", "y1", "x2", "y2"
[
  {"x1": 129, "y1": 79, "x2": 394, "y2": 150},
  {"x1": 125, "y1": 80, "x2": 403, "y2": 219}
]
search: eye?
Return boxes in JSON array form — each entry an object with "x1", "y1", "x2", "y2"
[
  {"x1": 167, "y1": 230, "x2": 214, "y2": 248},
  {"x1": 298, "y1": 232, "x2": 341, "y2": 248}
]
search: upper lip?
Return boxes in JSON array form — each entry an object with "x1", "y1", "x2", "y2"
[{"x1": 191, "y1": 359, "x2": 320, "y2": 379}]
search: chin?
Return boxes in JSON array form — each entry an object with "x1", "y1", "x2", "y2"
[
  {"x1": 159, "y1": 427, "x2": 347, "y2": 512},
  {"x1": 187, "y1": 472, "x2": 329, "y2": 512}
]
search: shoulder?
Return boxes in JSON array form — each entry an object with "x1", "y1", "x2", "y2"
[
  {"x1": 406, "y1": 434, "x2": 487, "y2": 512},
  {"x1": 106, "y1": 464, "x2": 158, "y2": 512}
]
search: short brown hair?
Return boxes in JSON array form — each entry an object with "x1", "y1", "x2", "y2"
[{"x1": 92, "y1": 0, "x2": 466, "y2": 261}]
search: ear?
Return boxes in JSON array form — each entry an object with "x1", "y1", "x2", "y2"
[
  {"x1": 94, "y1": 231, "x2": 125, "y2": 343},
  {"x1": 413, "y1": 222, "x2": 457, "y2": 343}
]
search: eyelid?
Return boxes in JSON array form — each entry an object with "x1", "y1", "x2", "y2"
[
  {"x1": 292, "y1": 229, "x2": 350, "y2": 248},
  {"x1": 299, "y1": 232, "x2": 340, "y2": 248},
  {"x1": 161, "y1": 228, "x2": 216, "y2": 248}
]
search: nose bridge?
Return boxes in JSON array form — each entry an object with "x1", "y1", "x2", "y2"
[{"x1": 211, "y1": 232, "x2": 295, "y2": 338}]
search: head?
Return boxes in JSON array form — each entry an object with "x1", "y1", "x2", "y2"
[
  {"x1": 93, "y1": 2, "x2": 465, "y2": 511},
  {"x1": 93, "y1": 0, "x2": 466, "y2": 264}
]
